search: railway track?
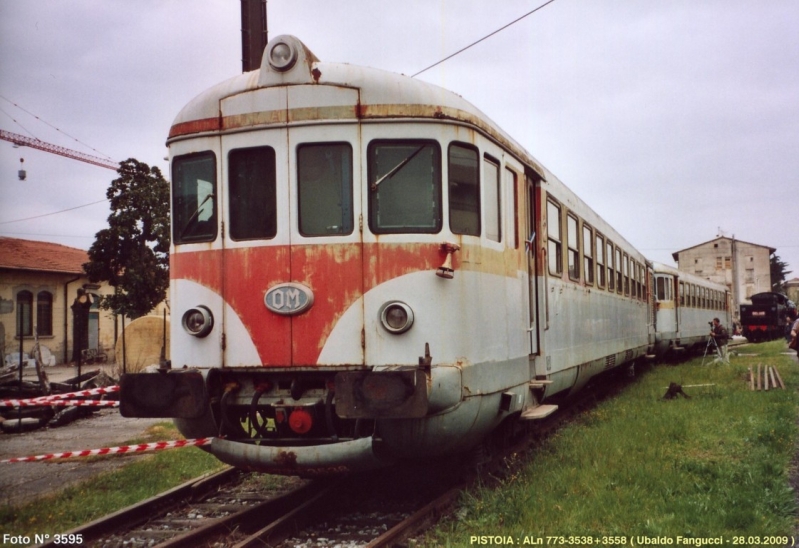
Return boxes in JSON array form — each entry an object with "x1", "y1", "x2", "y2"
[{"x1": 43, "y1": 367, "x2": 637, "y2": 548}]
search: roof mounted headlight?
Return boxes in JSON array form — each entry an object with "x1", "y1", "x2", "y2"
[
  {"x1": 379, "y1": 301, "x2": 414, "y2": 334},
  {"x1": 182, "y1": 306, "x2": 214, "y2": 338},
  {"x1": 268, "y1": 38, "x2": 298, "y2": 72}
]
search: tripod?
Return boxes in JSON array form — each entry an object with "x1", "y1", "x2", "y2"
[{"x1": 702, "y1": 334, "x2": 729, "y2": 365}]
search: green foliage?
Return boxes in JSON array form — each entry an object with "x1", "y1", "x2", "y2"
[
  {"x1": 771, "y1": 253, "x2": 792, "y2": 293},
  {"x1": 83, "y1": 158, "x2": 170, "y2": 319}
]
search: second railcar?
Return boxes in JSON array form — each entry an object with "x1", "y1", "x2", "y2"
[{"x1": 649, "y1": 263, "x2": 731, "y2": 356}]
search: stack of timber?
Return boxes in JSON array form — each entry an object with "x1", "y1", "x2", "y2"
[{"x1": 748, "y1": 364, "x2": 785, "y2": 391}]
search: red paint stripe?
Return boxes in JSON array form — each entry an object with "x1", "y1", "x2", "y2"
[{"x1": 168, "y1": 117, "x2": 222, "y2": 139}]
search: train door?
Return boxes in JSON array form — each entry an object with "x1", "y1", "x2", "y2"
[
  {"x1": 287, "y1": 121, "x2": 364, "y2": 366},
  {"x1": 525, "y1": 172, "x2": 539, "y2": 355},
  {"x1": 220, "y1": 127, "x2": 292, "y2": 367}
]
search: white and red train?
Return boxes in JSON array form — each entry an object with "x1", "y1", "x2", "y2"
[{"x1": 121, "y1": 35, "x2": 731, "y2": 475}]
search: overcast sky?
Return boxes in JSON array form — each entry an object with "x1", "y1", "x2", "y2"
[{"x1": 1, "y1": 1, "x2": 797, "y2": 279}]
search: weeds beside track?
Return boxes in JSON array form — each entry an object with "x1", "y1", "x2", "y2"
[{"x1": 425, "y1": 341, "x2": 799, "y2": 543}]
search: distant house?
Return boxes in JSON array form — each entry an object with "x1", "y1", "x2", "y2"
[
  {"x1": 785, "y1": 277, "x2": 799, "y2": 307},
  {"x1": 0, "y1": 237, "x2": 116, "y2": 365},
  {"x1": 672, "y1": 236, "x2": 775, "y2": 321}
]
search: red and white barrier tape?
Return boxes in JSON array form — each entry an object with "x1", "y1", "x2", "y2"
[
  {"x1": 0, "y1": 385, "x2": 120, "y2": 408},
  {"x1": 1, "y1": 438, "x2": 214, "y2": 463},
  {"x1": 0, "y1": 399, "x2": 119, "y2": 408},
  {"x1": 31, "y1": 385, "x2": 120, "y2": 402}
]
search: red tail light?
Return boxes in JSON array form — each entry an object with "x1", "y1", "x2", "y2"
[{"x1": 288, "y1": 408, "x2": 312, "y2": 434}]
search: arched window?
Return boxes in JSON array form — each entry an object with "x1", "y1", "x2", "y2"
[
  {"x1": 17, "y1": 290, "x2": 33, "y2": 337},
  {"x1": 37, "y1": 291, "x2": 53, "y2": 336}
]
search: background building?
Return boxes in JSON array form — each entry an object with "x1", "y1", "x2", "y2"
[
  {"x1": 0, "y1": 237, "x2": 117, "y2": 364},
  {"x1": 672, "y1": 236, "x2": 775, "y2": 322},
  {"x1": 785, "y1": 277, "x2": 799, "y2": 307}
]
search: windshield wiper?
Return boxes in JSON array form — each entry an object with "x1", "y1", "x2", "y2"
[
  {"x1": 370, "y1": 146, "x2": 425, "y2": 192},
  {"x1": 179, "y1": 193, "x2": 214, "y2": 239}
]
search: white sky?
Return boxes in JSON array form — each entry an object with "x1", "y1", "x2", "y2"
[{"x1": 1, "y1": 1, "x2": 797, "y2": 278}]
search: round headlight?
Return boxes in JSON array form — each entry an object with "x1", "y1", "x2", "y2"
[
  {"x1": 268, "y1": 40, "x2": 297, "y2": 71},
  {"x1": 182, "y1": 306, "x2": 214, "y2": 338},
  {"x1": 379, "y1": 301, "x2": 414, "y2": 334}
]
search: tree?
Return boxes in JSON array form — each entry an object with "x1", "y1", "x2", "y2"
[
  {"x1": 770, "y1": 253, "x2": 791, "y2": 293},
  {"x1": 84, "y1": 158, "x2": 170, "y2": 319}
]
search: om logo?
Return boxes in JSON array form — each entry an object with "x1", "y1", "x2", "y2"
[{"x1": 264, "y1": 283, "x2": 314, "y2": 316}]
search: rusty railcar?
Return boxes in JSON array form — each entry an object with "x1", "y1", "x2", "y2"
[{"x1": 121, "y1": 36, "x2": 652, "y2": 475}]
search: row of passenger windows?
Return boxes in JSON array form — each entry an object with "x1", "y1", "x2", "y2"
[
  {"x1": 546, "y1": 198, "x2": 646, "y2": 301},
  {"x1": 172, "y1": 140, "x2": 519, "y2": 245},
  {"x1": 654, "y1": 276, "x2": 727, "y2": 311},
  {"x1": 681, "y1": 281, "x2": 727, "y2": 310}
]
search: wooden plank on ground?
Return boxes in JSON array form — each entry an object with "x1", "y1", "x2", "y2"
[{"x1": 774, "y1": 367, "x2": 786, "y2": 390}]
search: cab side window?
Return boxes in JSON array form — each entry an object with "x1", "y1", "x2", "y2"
[
  {"x1": 448, "y1": 143, "x2": 480, "y2": 236},
  {"x1": 484, "y1": 157, "x2": 501, "y2": 242}
]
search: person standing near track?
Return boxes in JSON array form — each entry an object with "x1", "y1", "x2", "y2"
[
  {"x1": 790, "y1": 317, "x2": 799, "y2": 358},
  {"x1": 710, "y1": 317, "x2": 729, "y2": 363}
]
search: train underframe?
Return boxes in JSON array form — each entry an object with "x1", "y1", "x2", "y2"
[{"x1": 120, "y1": 361, "x2": 522, "y2": 476}]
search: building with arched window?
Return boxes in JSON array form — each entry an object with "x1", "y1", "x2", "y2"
[{"x1": 0, "y1": 237, "x2": 117, "y2": 365}]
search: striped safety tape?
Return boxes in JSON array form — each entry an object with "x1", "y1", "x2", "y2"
[
  {"x1": 31, "y1": 385, "x2": 120, "y2": 402},
  {"x1": 0, "y1": 386, "x2": 121, "y2": 408},
  {"x1": 0, "y1": 399, "x2": 119, "y2": 408},
  {"x1": 1, "y1": 438, "x2": 214, "y2": 463}
]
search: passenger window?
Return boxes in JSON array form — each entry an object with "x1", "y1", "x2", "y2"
[
  {"x1": 547, "y1": 199, "x2": 563, "y2": 276},
  {"x1": 369, "y1": 140, "x2": 441, "y2": 234},
  {"x1": 448, "y1": 143, "x2": 479, "y2": 236},
  {"x1": 484, "y1": 157, "x2": 501, "y2": 242},
  {"x1": 615, "y1": 247, "x2": 623, "y2": 294},
  {"x1": 583, "y1": 224, "x2": 594, "y2": 285},
  {"x1": 229, "y1": 146, "x2": 276, "y2": 240},
  {"x1": 505, "y1": 168, "x2": 517, "y2": 248},
  {"x1": 298, "y1": 143, "x2": 353, "y2": 236},
  {"x1": 596, "y1": 234, "x2": 605, "y2": 287},
  {"x1": 679, "y1": 281, "x2": 685, "y2": 306},
  {"x1": 567, "y1": 214, "x2": 580, "y2": 281},
  {"x1": 623, "y1": 253, "x2": 629, "y2": 296},
  {"x1": 607, "y1": 241, "x2": 615, "y2": 291},
  {"x1": 635, "y1": 263, "x2": 642, "y2": 299},
  {"x1": 173, "y1": 152, "x2": 217, "y2": 244},
  {"x1": 656, "y1": 277, "x2": 665, "y2": 301}
]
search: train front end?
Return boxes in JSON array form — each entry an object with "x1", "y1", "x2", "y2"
[{"x1": 120, "y1": 35, "x2": 531, "y2": 476}]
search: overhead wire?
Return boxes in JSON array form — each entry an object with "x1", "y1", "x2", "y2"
[
  {"x1": 411, "y1": 0, "x2": 559, "y2": 78},
  {"x1": 0, "y1": 94, "x2": 113, "y2": 160},
  {"x1": 0, "y1": 199, "x2": 108, "y2": 225}
]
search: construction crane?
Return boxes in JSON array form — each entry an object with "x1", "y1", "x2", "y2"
[{"x1": 1, "y1": 129, "x2": 118, "y2": 177}]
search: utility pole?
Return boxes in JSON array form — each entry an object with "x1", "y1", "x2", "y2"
[{"x1": 241, "y1": 0, "x2": 268, "y2": 72}]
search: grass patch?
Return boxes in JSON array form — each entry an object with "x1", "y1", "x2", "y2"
[
  {"x1": 0, "y1": 422, "x2": 225, "y2": 541},
  {"x1": 426, "y1": 341, "x2": 799, "y2": 544}
]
